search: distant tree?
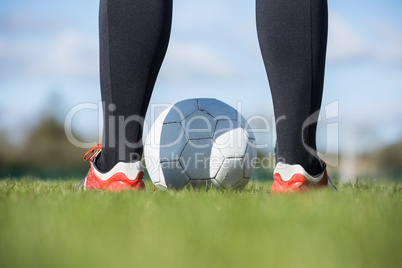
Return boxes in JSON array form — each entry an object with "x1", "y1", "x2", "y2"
[
  {"x1": 7, "y1": 116, "x2": 88, "y2": 170},
  {"x1": 376, "y1": 140, "x2": 402, "y2": 174}
]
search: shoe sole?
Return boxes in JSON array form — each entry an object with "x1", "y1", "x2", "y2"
[
  {"x1": 271, "y1": 172, "x2": 335, "y2": 193},
  {"x1": 83, "y1": 172, "x2": 145, "y2": 192}
]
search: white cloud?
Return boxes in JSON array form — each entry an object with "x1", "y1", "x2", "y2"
[
  {"x1": 327, "y1": 14, "x2": 370, "y2": 62},
  {"x1": 327, "y1": 13, "x2": 402, "y2": 64},
  {"x1": 158, "y1": 1, "x2": 257, "y2": 84},
  {"x1": 160, "y1": 40, "x2": 239, "y2": 83},
  {"x1": 0, "y1": 12, "x2": 68, "y2": 34},
  {"x1": 1, "y1": 8, "x2": 400, "y2": 85},
  {"x1": 0, "y1": 28, "x2": 98, "y2": 80},
  {"x1": 34, "y1": 29, "x2": 99, "y2": 78},
  {"x1": 370, "y1": 22, "x2": 402, "y2": 63}
]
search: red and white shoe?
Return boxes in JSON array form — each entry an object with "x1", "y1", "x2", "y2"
[
  {"x1": 78, "y1": 144, "x2": 145, "y2": 192},
  {"x1": 271, "y1": 162, "x2": 336, "y2": 193}
]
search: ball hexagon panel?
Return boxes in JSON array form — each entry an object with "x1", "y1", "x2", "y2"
[
  {"x1": 181, "y1": 110, "x2": 217, "y2": 140},
  {"x1": 160, "y1": 161, "x2": 190, "y2": 189},
  {"x1": 214, "y1": 120, "x2": 249, "y2": 158},
  {"x1": 163, "y1": 99, "x2": 199, "y2": 123},
  {"x1": 159, "y1": 123, "x2": 188, "y2": 161},
  {"x1": 215, "y1": 158, "x2": 244, "y2": 189},
  {"x1": 180, "y1": 139, "x2": 214, "y2": 180},
  {"x1": 198, "y1": 98, "x2": 237, "y2": 120}
]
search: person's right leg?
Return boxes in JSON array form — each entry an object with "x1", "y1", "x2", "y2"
[
  {"x1": 82, "y1": 0, "x2": 172, "y2": 191},
  {"x1": 256, "y1": 0, "x2": 334, "y2": 192},
  {"x1": 97, "y1": 0, "x2": 172, "y2": 173}
]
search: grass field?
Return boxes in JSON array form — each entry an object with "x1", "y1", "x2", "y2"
[{"x1": 1, "y1": 179, "x2": 401, "y2": 268}]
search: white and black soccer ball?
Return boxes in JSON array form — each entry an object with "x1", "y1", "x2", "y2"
[{"x1": 144, "y1": 98, "x2": 256, "y2": 190}]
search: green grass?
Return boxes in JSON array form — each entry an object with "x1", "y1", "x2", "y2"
[{"x1": 1, "y1": 179, "x2": 401, "y2": 268}]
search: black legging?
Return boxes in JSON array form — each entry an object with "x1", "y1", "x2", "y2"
[{"x1": 97, "y1": 0, "x2": 328, "y2": 176}]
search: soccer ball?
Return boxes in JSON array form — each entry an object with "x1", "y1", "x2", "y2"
[{"x1": 144, "y1": 98, "x2": 256, "y2": 190}]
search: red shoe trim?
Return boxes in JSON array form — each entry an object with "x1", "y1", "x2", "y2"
[
  {"x1": 85, "y1": 163, "x2": 145, "y2": 192},
  {"x1": 271, "y1": 170, "x2": 328, "y2": 194}
]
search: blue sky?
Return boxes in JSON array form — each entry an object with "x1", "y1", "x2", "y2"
[{"x1": 0, "y1": 0, "x2": 402, "y2": 155}]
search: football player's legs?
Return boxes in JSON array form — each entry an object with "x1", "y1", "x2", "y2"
[
  {"x1": 256, "y1": 0, "x2": 328, "y2": 176},
  {"x1": 97, "y1": 0, "x2": 172, "y2": 172}
]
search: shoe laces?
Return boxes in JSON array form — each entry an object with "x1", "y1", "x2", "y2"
[
  {"x1": 76, "y1": 143, "x2": 102, "y2": 190},
  {"x1": 83, "y1": 143, "x2": 102, "y2": 161}
]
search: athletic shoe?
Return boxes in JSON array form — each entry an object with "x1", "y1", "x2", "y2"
[
  {"x1": 77, "y1": 143, "x2": 145, "y2": 191},
  {"x1": 271, "y1": 161, "x2": 336, "y2": 193}
]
